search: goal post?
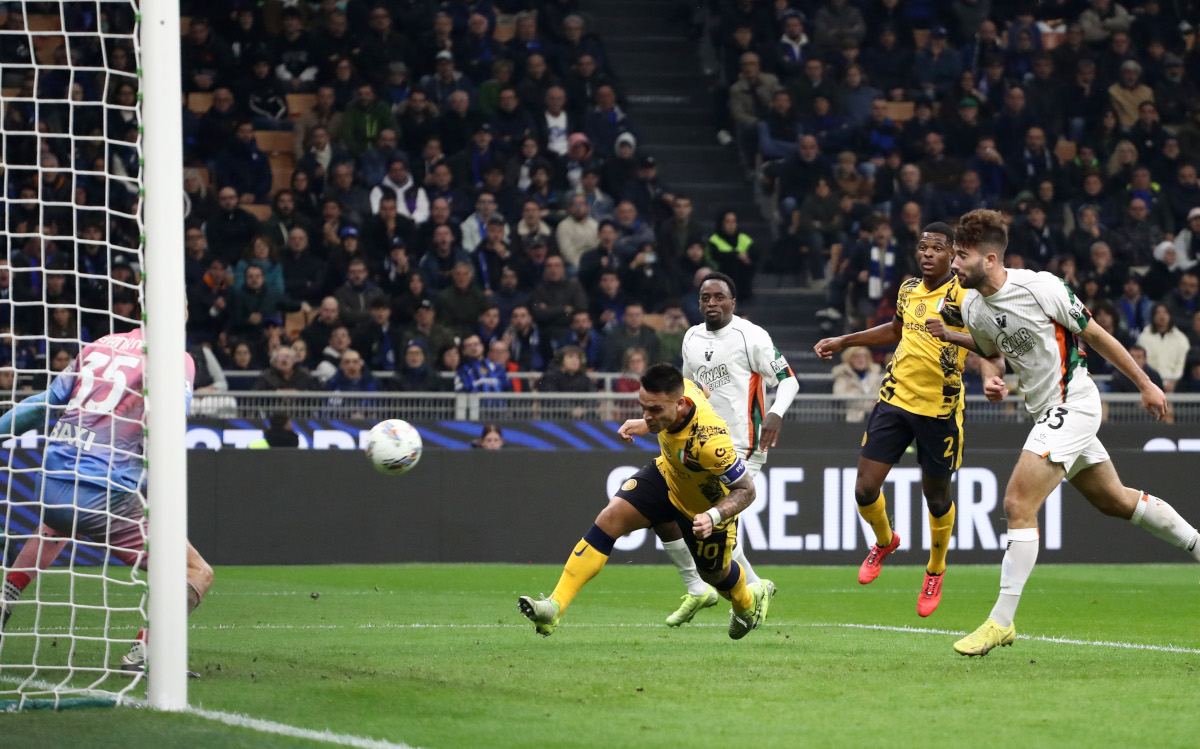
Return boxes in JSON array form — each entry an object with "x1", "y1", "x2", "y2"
[
  {"x1": 141, "y1": 0, "x2": 189, "y2": 711},
  {"x1": 0, "y1": 0, "x2": 189, "y2": 709}
]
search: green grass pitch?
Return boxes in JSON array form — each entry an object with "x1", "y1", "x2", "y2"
[{"x1": 3, "y1": 563, "x2": 1200, "y2": 748}]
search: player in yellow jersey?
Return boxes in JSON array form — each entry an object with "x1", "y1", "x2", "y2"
[
  {"x1": 814, "y1": 223, "x2": 966, "y2": 616},
  {"x1": 518, "y1": 363, "x2": 773, "y2": 639}
]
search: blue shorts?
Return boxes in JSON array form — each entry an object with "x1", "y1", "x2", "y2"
[{"x1": 36, "y1": 476, "x2": 147, "y2": 569}]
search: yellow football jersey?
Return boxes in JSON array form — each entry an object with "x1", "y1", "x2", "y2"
[
  {"x1": 879, "y1": 275, "x2": 969, "y2": 418},
  {"x1": 653, "y1": 380, "x2": 746, "y2": 518}
]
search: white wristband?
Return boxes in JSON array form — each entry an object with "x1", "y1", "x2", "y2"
[{"x1": 706, "y1": 507, "x2": 723, "y2": 526}]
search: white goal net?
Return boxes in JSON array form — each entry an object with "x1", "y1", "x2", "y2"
[{"x1": 0, "y1": 0, "x2": 150, "y2": 708}]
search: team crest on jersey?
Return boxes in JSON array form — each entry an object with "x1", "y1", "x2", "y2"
[
  {"x1": 914, "y1": 302, "x2": 926, "y2": 318},
  {"x1": 996, "y1": 314, "x2": 1008, "y2": 329},
  {"x1": 622, "y1": 478, "x2": 637, "y2": 492},
  {"x1": 704, "y1": 350, "x2": 713, "y2": 361}
]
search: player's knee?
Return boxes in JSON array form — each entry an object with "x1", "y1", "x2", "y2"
[
  {"x1": 854, "y1": 479, "x2": 880, "y2": 506},
  {"x1": 926, "y1": 493, "x2": 953, "y2": 518},
  {"x1": 1002, "y1": 494, "x2": 1037, "y2": 525}
]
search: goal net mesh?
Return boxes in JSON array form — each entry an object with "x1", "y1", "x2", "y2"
[{"x1": 0, "y1": 0, "x2": 147, "y2": 706}]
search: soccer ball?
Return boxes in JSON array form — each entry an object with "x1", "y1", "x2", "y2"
[{"x1": 366, "y1": 419, "x2": 423, "y2": 475}]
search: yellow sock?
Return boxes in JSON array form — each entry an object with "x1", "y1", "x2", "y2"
[
  {"x1": 715, "y1": 561, "x2": 753, "y2": 613},
  {"x1": 549, "y1": 526, "x2": 613, "y2": 615},
  {"x1": 927, "y1": 504, "x2": 955, "y2": 575},
  {"x1": 858, "y1": 492, "x2": 893, "y2": 547}
]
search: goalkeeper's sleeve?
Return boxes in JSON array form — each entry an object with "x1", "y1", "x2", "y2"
[{"x1": 0, "y1": 389, "x2": 69, "y2": 439}]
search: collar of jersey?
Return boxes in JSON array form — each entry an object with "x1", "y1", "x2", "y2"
[
  {"x1": 921, "y1": 273, "x2": 955, "y2": 293},
  {"x1": 667, "y1": 402, "x2": 697, "y2": 434}
]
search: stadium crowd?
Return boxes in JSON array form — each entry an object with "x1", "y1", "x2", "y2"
[{"x1": 3, "y1": 1, "x2": 1200, "y2": 399}]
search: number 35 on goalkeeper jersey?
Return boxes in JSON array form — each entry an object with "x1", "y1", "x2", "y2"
[{"x1": 681, "y1": 316, "x2": 794, "y2": 468}]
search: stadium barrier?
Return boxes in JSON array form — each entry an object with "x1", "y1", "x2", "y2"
[
  {"x1": 182, "y1": 428, "x2": 1200, "y2": 566},
  {"x1": 185, "y1": 391, "x2": 1200, "y2": 425}
]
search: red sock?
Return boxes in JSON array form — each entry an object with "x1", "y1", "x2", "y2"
[{"x1": 6, "y1": 571, "x2": 31, "y2": 592}]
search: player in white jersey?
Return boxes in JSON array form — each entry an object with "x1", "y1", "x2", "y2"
[
  {"x1": 620, "y1": 272, "x2": 800, "y2": 626},
  {"x1": 926, "y1": 210, "x2": 1200, "y2": 656}
]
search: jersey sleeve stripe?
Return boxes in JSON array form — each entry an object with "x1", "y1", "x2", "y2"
[
  {"x1": 1054, "y1": 321, "x2": 1069, "y2": 402},
  {"x1": 746, "y1": 371, "x2": 764, "y2": 458}
]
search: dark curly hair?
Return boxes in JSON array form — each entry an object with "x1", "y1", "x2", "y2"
[{"x1": 955, "y1": 209, "x2": 1008, "y2": 255}]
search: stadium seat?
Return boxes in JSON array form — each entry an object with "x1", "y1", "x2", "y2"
[
  {"x1": 285, "y1": 311, "x2": 309, "y2": 339},
  {"x1": 244, "y1": 204, "x2": 273, "y2": 220},
  {"x1": 180, "y1": 16, "x2": 192, "y2": 36},
  {"x1": 25, "y1": 14, "x2": 61, "y2": 32},
  {"x1": 642, "y1": 313, "x2": 665, "y2": 331},
  {"x1": 33, "y1": 36, "x2": 62, "y2": 65},
  {"x1": 194, "y1": 166, "x2": 211, "y2": 187},
  {"x1": 1042, "y1": 31, "x2": 1065, "y2": 50},
  {"x1": 493, "y1": 20, "x2": 515, "y2": 43},
  {"x1": 912, "y1": 28, "x2": 929, "y2": 50},
  {"x1": 269, "y1": 152, "x2": 296, "y2": 171},
  {"x1": 1055, "y1": 140, "x2": 1077, "y2": 163},
  {"x1": 256, "y1": 130, "x2": 293, "y2": 155},
  {"x1": 271, "y1": 167, "x2": 293, "y2": 195},
  {"x1": 187, "y1": 92, "x2": 213, "y2": 114},
  {"x1": 1, "y1": 88, "x2": 17, "y2": 98},
  {"x1": 885, "y1": 101, "x2": 915, "y2": 123},
  {"x1": 287, "y1": 94, "x2": 316, "y2": 120}
]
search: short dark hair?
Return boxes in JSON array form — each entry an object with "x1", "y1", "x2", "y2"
[
  {"x1": 956, "y1": 209, "x2": 1008, "y2": 254},
  {"x1": 641, "y1": 362, "x2": 684, "y2": 395},
  {"x1": 700, "y1": 271, "x2": 737, "y2": 299},
  {"x1": 921, "y1": 222, "x2": 955, "y2": 242}
]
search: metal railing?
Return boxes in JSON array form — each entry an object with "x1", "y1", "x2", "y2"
[{"x1": 190, "y1": 391, "x2": 1200, "y2": 424}]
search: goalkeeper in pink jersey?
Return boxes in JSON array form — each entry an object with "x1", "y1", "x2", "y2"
[{"x1": 0, "y1": 327, "x2": 214, "y2": 674}]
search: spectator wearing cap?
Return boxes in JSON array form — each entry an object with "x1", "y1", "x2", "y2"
[
  {"x1": 530, "y1": 256, "x2": 588, "y2": 342},
  {"x1": 912, "y1": 26, "x2": 963, "y2": 100},
  {"x1": 369, "y1": 157, "x2": 429, "y2": 224},
  {"x1": 282, "y1": 226, "x2": 328, "y2": 306},
  {"x1": 437, "y1": 262, "x2": 490, "y2": 338},
  {"x1": 238, "y1": 53, "x2": 290, "y2": 131},
  {"x1": 490, "y1": 86, "x2": 535, "y2": 157},
  {"x1": 395, "y1": 340, "x2": 442, "y2": 392},
  {"x1": 402, "y1": 299, "x2": 457, "y2": 361},
  {"x1": 254, "y1": 345, "x2": 321, "y2": 391},
  {"x1": 556, "y1": 195, "x2": 599, "y2": 274},
  {"x1": 1154, "y1": 55, "x2": 1196, "y2": 126},
  {"x1": 343, "y1": 83, "x2": 398, "y2": 157},
  {"x1": 455, "y1": 13, "x2": 499, "y2": 85},
  {"x1": 1080, "y1": 0, "x2": 1133, "y2": 45},
  {"x1": 216, "y1": 121, "x2": 273, "y2": 204},
  {"x1": 357, "y1": 5, "x2": 407, "y2": 87},
  {"x1": 1173, "y1": 208, "x2": 1200, "y2": 268},
  {"x1": 582, "y1": 85, "x2": 634, "y2": 157},
  {"x1": 422, "y1": 50, "x2": 477, "y2": 109},
  {"x1": 334, "y1": 258, "x2": 387, "y2": 328},
  {"x1": 460, "y1": 192, "x2": 509, "y2": 252},
  {"x1": 205, "y1": 187, "x2": 261, "y2": 265},
  {"x1": 420, "y1": 225, "x2": 472, "y2": 293},
  {"x1": 229, "y1": 264, "x2": 300, "y2": 340},
  {"x1": 622, "y1": 154, "x2": 674, "y2": 226},
  {"x1": 1108, "y1": 60, "x2": 1154, "y2": 129},
  {"x1": 292, "y1": 86, "x2": 344, "y2": 161},
  {"x1": 297, "y1": 125, "x2": 351, "y2": 197},
  {"x1": 325, "y1": 224, "x2": 371, "y2": 281},
  {"x1": 451, "y1": 124, "x2": 500, "y2": 190}
]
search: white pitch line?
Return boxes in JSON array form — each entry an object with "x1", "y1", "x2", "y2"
[{"x1": 1, "y1": 674, "x2": 418, "y2": 748}]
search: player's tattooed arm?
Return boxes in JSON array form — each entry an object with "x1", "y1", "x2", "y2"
[{"x1": 692, "y1": 474, "x2": 756, "y2": 539}]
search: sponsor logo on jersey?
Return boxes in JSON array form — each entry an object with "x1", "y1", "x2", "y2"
[
  {"x1": 770, "y1": 357, "x2": 788, "y2": 374},
  {"x1": 998, "y1": 328, "x2": 1036, "y2": 357},
  {"x1": 694, "y1": 363, "x2": 731, "y2": 389}
]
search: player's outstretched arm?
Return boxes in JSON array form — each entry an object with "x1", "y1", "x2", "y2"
[
  {"x1": 813, "y1": 317, "x2": 903, "y2": 360},
  {"x1": 0, "y1": 390, "x2": 69, "y2": 439},
  {"x1": 1079, "y1": 323, "x2": 1168, "y2": 420},
  {"x1": 617, "y1": 419, "x2": 649, "y2": 441},
  {"x1": 692, "y1": 473, "x2": 756, "y2": 540}
]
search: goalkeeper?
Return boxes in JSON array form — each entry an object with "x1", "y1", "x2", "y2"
[{"x1": 0, "y1": 325, "x2": 213, "y2": 674}]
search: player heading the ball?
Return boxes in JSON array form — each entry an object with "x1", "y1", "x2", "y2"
[{"x1": 518, "y1": 363, "x2": 773, "y2": 639}]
